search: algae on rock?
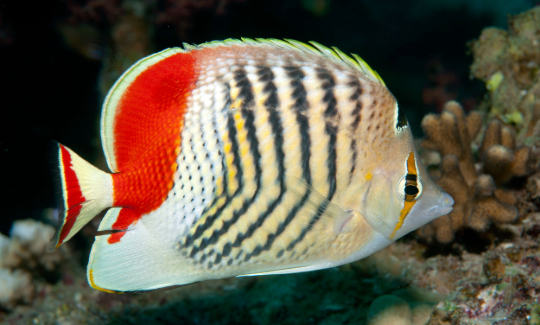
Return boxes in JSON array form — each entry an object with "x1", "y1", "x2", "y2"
[{"x1": 470, "y1": 6, "x2": 540, "y2": 144}]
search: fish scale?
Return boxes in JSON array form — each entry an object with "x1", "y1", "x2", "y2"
[{"x1": 48, "y1": 39, "x2": 454, "y2": 292}]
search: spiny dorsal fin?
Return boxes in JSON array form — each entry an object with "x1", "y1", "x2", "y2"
[{"x1": 181, "y1": 38, "x2": 385, "y2": 85}]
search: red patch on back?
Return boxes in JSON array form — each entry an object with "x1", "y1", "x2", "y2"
[
  {"x1": 109, "y1": 51, "x2": 199, "y2": 241},
  {"x1": 58, "y1": 145, "x2": 86, "y2": 245}
]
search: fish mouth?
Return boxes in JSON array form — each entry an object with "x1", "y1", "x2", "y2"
[
  {"x1": 438, "y1": 206, "x2": 453, "y2": 216},
  {"x1": 427, "y1": 205, "x2": 453, "y2": 218},
  {"x1": 428, "y1": 192, "x2": 454, "y2": 217},
  {"x1": 443, "y1": 192, "x2": 454, "y2": 207}
]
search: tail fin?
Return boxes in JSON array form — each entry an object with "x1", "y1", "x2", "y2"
[{"x1": 48, "y1": 143, "x2": 113, "y2": 250}]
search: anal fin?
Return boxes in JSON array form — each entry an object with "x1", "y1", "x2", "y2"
[{"x1": 88, "y1": 208, "x2": 200, "y2": 293}]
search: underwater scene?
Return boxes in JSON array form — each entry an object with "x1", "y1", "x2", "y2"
[{"x1": 2, "y1": 0, "x2": 540, "y2": 324}]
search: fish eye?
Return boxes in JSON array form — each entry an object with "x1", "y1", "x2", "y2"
[
  {"x1": 404, "y1": 185, "x2": 419, "y2": 196},
  {"x1": 397, "y1": 174, "x2": 423, "y2": 201}
]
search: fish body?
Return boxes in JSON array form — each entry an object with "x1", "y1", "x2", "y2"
[{"x1": 49, "y1": 39, "x2": 453, "y2": 293}]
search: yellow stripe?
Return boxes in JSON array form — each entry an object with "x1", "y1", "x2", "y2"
[
  {"x1": 406, "y1": 151, "x2": 417, "y2": 176},
  {"x1": 223, "y1": 137, "x2": 238, "y2": 193},
  {"x1": 389, "y1": 152, "x2": 417, "y2": 239},
  {"x1": 88, "y1": 269, "x2": 121, "y2": 294},
  {"x1": 389, "y1": 200, "x2": 416, "y2": 239}
]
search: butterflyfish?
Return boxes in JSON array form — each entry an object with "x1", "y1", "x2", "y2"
[{"x1": 49, "y1": 38, "x2": 454, "y2": 293}]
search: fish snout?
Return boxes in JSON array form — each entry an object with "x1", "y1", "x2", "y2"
[
  {"x1": 442, "y1": 191, "x2": 454, "y2": 208},
  {"x1": 431, "y1": 191, "x2": 454, "y2": 217}
]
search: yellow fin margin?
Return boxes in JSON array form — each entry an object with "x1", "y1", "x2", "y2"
[{"x1": 88, "y1": 269, "x2": 123, "y2": 294}]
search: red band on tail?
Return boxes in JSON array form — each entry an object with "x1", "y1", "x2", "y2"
[
  {"x1": 58, "y1": 145, "x2": 86, "y2": 246},
  {"x1": 49, "y1": 143, "x2": 112, "y2": 250}
]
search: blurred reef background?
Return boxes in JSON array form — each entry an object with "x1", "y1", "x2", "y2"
[{"x1": 2, "y1": 0, "x2": 540, "y2": 324}]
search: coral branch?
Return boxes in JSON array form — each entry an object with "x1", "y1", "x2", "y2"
[
  {"x1": 418, "y1": 102, "x2": 523, "y2": 243},
  {"x1": 421, "y1": 101, "x2": 481, "y2": 186}
]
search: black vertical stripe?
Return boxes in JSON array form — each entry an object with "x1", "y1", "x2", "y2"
[
  {"x1": 285, "y1": 68, "x2": 339, "y2": 252},
  {"x1": 286, "y1": 65, "x2": 311, "y2": 184},
  {"x1": 195, "y1": 69, "x2": 264, "y2": 256},
  {"x1": 348, "y1": 78, "x2": 362, "y2": 101},
  {"x1": 189, "y1": 112, "x2": 243, "y2": 257},
  {"x1": 348, "y1": 77, "x2": 362, "y2": 132},
  {"x1": 317, "y1": 68, "x2": 338, "y2": 120},
  {"x1": 196, "y1": 108, "x2": 230, "y2": 216},
  {"x1": 349, "y1": 78, "x2": 363, "y2": 184},
  {"x1": 214, "y1": 253, "x2": 222, "y2": 264},
  {"x1": 317, "y1": 67, "x2": 339, "y2": 203},
  {"x1": 192, "y1": 93, "x2": 215, "y2": 178},
  {"x1": 186, "y1": 83, "x2": 246, "y2": 257},
  {"x1": 285, "y1": 148, "x2": 336, "y2": 250},
  {"x1": 172, "y1": 94, "x2": 216, "y2": 200},
  {"x1": 230, "y1": 66, "x2": 287, "y2": 256},
  {"x1": 235, "y1": 249, "x2": 243, "y2": 260},
  {"x1": 244, "y1": 190, "x2": 312, "y2": 260},
  {"x1": 349, "y1": 139, "x2": 357, "y2": 184},
  {"x1": 351, "y1": 101, "x2": 362, "y2": 131},
  {"x1": 245, "y1": 65, "x2": 315, "y2": 259},
  {"x1": 182, "y1": 89, "x2": 231, "y2": 249},
  {"x1": 243, "y1": 65, "x2": 318, "y2": 261}
]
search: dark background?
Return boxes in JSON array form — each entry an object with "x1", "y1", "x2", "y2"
[{"x1": 0, "y1": 0, "x2": 536, "y2": 235}]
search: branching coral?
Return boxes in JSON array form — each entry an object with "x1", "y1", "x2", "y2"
[
  {"x1": 467, "y1": 174, "x2": 518, "y2": 232},
  {"x1": 420, "y1": 7, "x2": 540, "y2": 244},
  {"x1": 420, "y1": 101, "x2": 482, "y2": 186},
  {"x1": 479, "y1": 119, "x2": 532, "y2": 184},
  {"x1": 418, "y1": 101, "x2": 525, "y2": 243}
]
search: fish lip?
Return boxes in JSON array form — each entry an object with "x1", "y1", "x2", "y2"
[
  {"x1": 444, "y1": 192, "x2": 455, "y2": 207},
  {"x1": 426, "y1": 192, "x2": 454, "y2": 217},
  {"x1": 438, "y1": 206, "x2": 453, "y2": 216},
  {"x1": 426, "y1": 205, "x2": 453, "y2": 217}
]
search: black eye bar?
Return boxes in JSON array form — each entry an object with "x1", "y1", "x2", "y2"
[
  {"x1": 404, "y1": 173, "x2": 419, "y2": 201},
  {"x1": 405, "y1": 174, "x2": 417, "y2": 182}
]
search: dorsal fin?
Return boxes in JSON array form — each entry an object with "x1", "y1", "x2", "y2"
[
  {"x1": 101, "y1": 39, "x2": 385, "y2": 172},
  {"x1": 182, "y1": 38, "x2": 386, "y2": 85}
]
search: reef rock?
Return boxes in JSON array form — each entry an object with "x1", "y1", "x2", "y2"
[{"x1": 0, "y1": 219, "x2": 66, "y2": 310}]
